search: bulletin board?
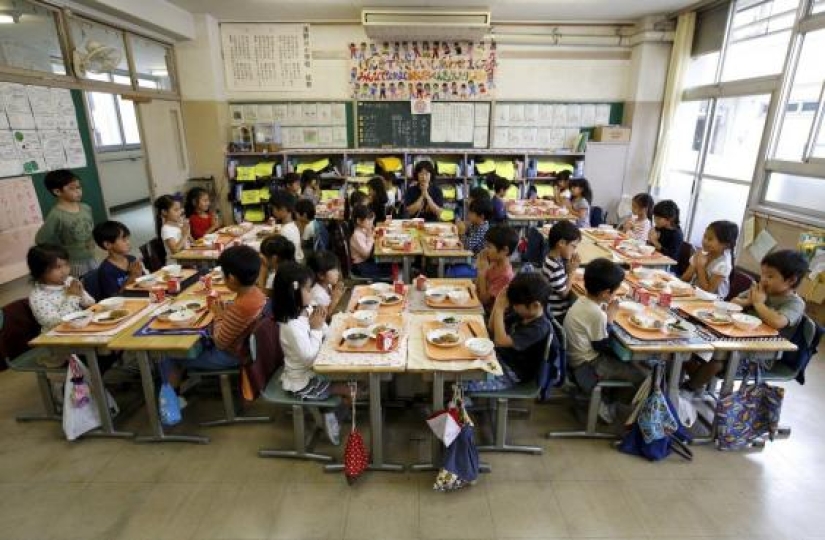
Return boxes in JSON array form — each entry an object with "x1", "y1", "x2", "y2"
[
  {"x1": 0, "y1": 86, "x2": 105, "y2": 284},
  {"x1": 229, "y1": 101, "x2": 354, "y2": 149}
]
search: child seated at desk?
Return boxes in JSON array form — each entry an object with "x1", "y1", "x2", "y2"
[
  {"x1": 681, "y1": 220, "x2": 738, "y2": 299},
  {"x1": 464, "y1": 272, "x2": 553, "y2": 391},
  {"x1": 349, "y1": 204, "x2": 390, "y2": 279},
  {"x1": 489, "y1": 174, "x2": 510, "y2": 224},
  {"x1": 476, "y1": 225, "x2": 519, "y2": 311},
  {"x1": 542, "y1": 220, "x2": 582, "y2": 321},
  {"x1": 307, "y1": 250, "x2": 345, "y2": 311},
  {"x1": 681, "y1": 249, "x2": 808, "y2": 392},
  {"x1": 27, "y1": 244, "x2": 95, "y2": 332},
  {"x1": 564, "y1": 258, "x2": 647, "y2": 423},
  {"x1": 92, "y1": 220, "x2": 145, "y2": 299}
]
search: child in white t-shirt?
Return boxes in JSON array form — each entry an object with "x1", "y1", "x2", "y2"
[
  {"x1": 154, "y1": 195, "x2": 189, "y2": 255},
  {"x1": 681, "y1": 220, "x2": 738, "y2": 299},
  {"x1": 269, "y1": 191, "x2": 304, "y2": 263},
  {"x1": 307, "y1": 250, "x2": 345, "y2": 311}
]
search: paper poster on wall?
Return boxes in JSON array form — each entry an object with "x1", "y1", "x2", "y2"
[
  {"x1": 0, "y1": 83, "x2": 35, "y2": 130},
  {"x1": 13, "y1": 130, "x2": 45, "y2": 173},
  {"x1": 495, "y1": 104, "x2": 509, "y2": 126},
  {"x1": 473, "y1": 126, "x2": 488, "y2": 148},
  {"x1": 230, "y1": 105, "x2": 244, "y2": 125},
  {"x1": 596, "y1": 104, "x2": 612, "y2": 125},
  {"x1": 272, "y1": 104, "x2": 287, "y2": 123},
  {"x1": 40, "y1": 131, "x2": 66, "y2": 170},
  {"x1": 581, "y1": 104, "x2": 596, "y2": 127},
  {"x1": 317, "y1": 103, "x2": 331, "y2": 124},
  {"x1": 242, "y1": 105, "x2": 258, "y2": 123},
  {"x1": 221, "y1": 23, "x2": 312, "y2": 91},
  {"x1": 508, "y1": 104, "x2": 524, "y2": 126},
  {"x1": 566, "y1": 105, "x2": 582, "y2": 127},
  {"x1": 318, "y1": 128, "x2": 333, "y2": 147},
  {"x1": 0, "y1": 131, "x2": 22, "y2": 177},
  {"x1": 350, "y1": 40, "x2": 496, "y2": 100},
  {"x1": 524, "y1": 104, "x2": 538, "y2": 126},
  {"x1": 61, "y1": 130, "x2": 86, "y2": 169},
  {"x1": 286, "y1": 103, "x2": 303, "y2": 125},
  {"x1": 302, "y1": 103, "x2": 318, "y2": 123},
  {"x1": 0, "y1": 175, "x2": 44, "y2": 284},
  {"x1": 332, "y1": 103, "x2": 346, "y2": 126},
  {"x1": 552, "y1": 105, "x2": 567, "y2": 127},
  {"x1": 0, "y1": 112, "x2": 7, "y2": 131},
  {"x1": 333, "y1": 126, "x2": 347, "y2": 147},
  {"x1": 257, "y1": 104, "x2": 273, "y2": 123},
  {"x1": 475, "y1": 103, "x2": 490, "y2": 127}
]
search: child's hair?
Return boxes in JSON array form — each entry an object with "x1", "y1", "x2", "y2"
[
  {"x1": 295, "y1": 198, "x2": 316, "y2": 221},
  {"x1": 184, "y1": 186, "x2": 209, "y2": 218},
  {"x1": 555, "y1": 170, "x2": 571, "y2": 185},
  {"x1": 468, "y1": 198, "x2": 494, "y2": 221},
  {"x1": 27, "y1": 244, "x2": 69, "y2": 281},
  {"x1": 282, "y1": 172, "x2": 301, "y2": 190},
  {"x1": 307, "y1": 250, "x2": 340, "y2": 277},
  {"x1": 507, "y1": 272, "x2": 552, "y2": 308},
  {"x1": 761, "y1": 249, "x2": 809, "y2": 288},
  {"x1": 270, "y1": 190, "x2": 297, "y2": 215},
  {"x1": 367, "y1": 176, "x2": 389, "y2": 207},
  {"x1": 44, "y1": 169, "x2": 78, "y2": 196},
  {"x1": 260, "y1": 235, "x2": 296, "y2": 262},
  {"x1": 93, "y1": 220, "x2": 130, "y2": 249},
  {"x1": 352, "y1": 204, "x2": 375, "y2": 224},
  {"x1": 546, "y1": 220, "x2": 582, "y2": 248},
  {"x1": 270, "y1": 261, "x2": 315, "y2": 323},
  {"x1": 707, "y1": 220, "x2": 738, "y2": 251},
  {"x1": 484, "y1": 225, "x2": 519, "y2": 255},
  {"x1": 583, "y1": 258, "x2": 625, "y2": 296},
  {"x1": 632, "y1": 193, "x2": 654, "y2": 220},
  {"x1": 300, "y1": 170, "x2": 320, "y2": 190},
  {"x1": 218, "y1": 245, "x2": 261, "y2": 286},
  {"x1": 413, "y1": 160, "x2": 436, "y2": 179},
  {"x1": 345, "y1": 190, "x2": 369, "y2": 223},
  {"x1": 489, "y1": 175, "x2": 510, "y2": 195},
  {"x1": 469, "y1": 186, "x2": 491, "y2": 202},
  {"x1": 653, "y1": 199, "x2": 681, "y2": 227},
  {"x1": 153, "y1": 194, "x2": 178, "y2": 238},
  {"x1": 569, "y1": 178, "x2": 593, "y2": 204}
]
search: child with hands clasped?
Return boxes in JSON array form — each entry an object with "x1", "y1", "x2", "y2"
[
  {"x1": 476, "y1": 225, "x2": 519, "y2": 310},
  {"x1": 27, "y1": 244, "x2": 95, "y2": 331},
  {"x1": 681, "y1": 220, "x2": 738, "y2": 299},
  {"x1": 273, "y1": 262, "x2": 347, "y2": 445},
  {"x1": 647, "y1": 199, "x2": 684, "y2": 262},
  {"x1": 154, "y1": 195, "x2": 190, "y2": 255},
  {"x1": 621, "y1": 193, "x2": 653, "y2": 242},
  {"x1": 307, "y1": 250, "x2": 346, "y2": 311},
  {"x1": 184, "y1": 187, "x2": 219, "y2": 240},
  {"x1": 542, "y1": 220, "x2": 582, "y2": 320},
  {"x1": 93, "y1": 221, "x2": 145, "y2": 299}
]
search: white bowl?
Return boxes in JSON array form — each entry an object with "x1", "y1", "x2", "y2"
[
  {"x1": 343, "y1": 327, "x2": 370, "y2": 348},
  {"x1": 637, "y1": 245, "x2": 656, "y2": 256},
  {"x1": 618, "y1": 301, "x2": 644, "y2": 313},
  {"x1": 713, "y1": 300, "x2": 743, "y2": 313},
  {"x1": 426, "y1": 328, "x2": 462, "y2": 347},
  {"x1": 436, "y1": 312, "x2": 462, "y2": 328},
  {"x1": 357, "y1": 295, "x2": 382, "y2": 310},
  {"x1": 173, "y1": 299, "x2": 205, "y2": 311},
  {"x1": 168, "y1": 309, "x2": 197, "y2": 327},
  {"x1": 694, "y1": 288, "x2": 717, "y2": 301},
  {"x1": 352, "y1": 310, "x2": 378, "y2": 325},
  {"x1": 135, "y1": 274, "x2": 157, "y2": 288},
  {"x1": 465, "y1": 337, "x2": 495, "y2": 357},
  {"x1": 370, "y1": 283, "x2": 393, "y2": 293},
  {"x1": 667, "y1": 320, "x2": 696, "y2": 338},
  {"x1": 62, "y1": 311, "x2": 92, "y2": 328},
  {"x1": 162, "y1": 264, "x2": 182, "y2": 277},
  {"x1": 203, "y1": 233, "x2": 218, "y2": 244},
  {"x1": 732, "y1": 313, "x2": 761, "y2": 331},
  {"x1": 211, "y1": 266, "x2": 223, "y2": 276},
  {"x1": 598, "y1": 224, "x2": 614, "y2": 231},
  {"x1": 447, "y1": 290, "x2": 470, "y2": 305},
  {"x1": 99, "y1": 297, "x2": 124, "y2": 309},
  {"x1": 632, "y1": 267, "x2": 654, "y2": 279},
  {"x1": 425, "y1": 287, "x2": 448, "y2": 303}
]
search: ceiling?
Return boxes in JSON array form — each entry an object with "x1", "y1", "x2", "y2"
[{"x1": 167, "y1": 0, "x2": 700, "y2": 23}]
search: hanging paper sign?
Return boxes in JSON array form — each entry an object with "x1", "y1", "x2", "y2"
[{"x1": 411, "y1": 98, "x2": 432, "y2": 115}]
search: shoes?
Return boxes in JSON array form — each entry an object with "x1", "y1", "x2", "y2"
[
  {"x1": 598, "y1": 401, "x2": 616, "y2": 424},
  {"x1": 324, "y1": 412, "x2": 341, "y2": 446},
  {"x1": 177, "y1": 395, "x2": 188, "y2": 410}
]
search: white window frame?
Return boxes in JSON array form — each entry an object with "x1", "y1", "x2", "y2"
[{"x1": 85, "y1": 74, "x2": 142, "y2": 153}]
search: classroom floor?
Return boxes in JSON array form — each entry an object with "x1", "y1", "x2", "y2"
[{"x1": 1, "y1": 353, "x2": 824, "y2": 540}]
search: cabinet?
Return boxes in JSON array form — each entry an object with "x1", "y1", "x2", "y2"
[{"x1": 583, "y1": 142, "x2": 629, "y2": 221}]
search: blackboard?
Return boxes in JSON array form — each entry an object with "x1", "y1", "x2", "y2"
[{"x1": 357, "y1": 101, "x2": 477, "y2": 149}]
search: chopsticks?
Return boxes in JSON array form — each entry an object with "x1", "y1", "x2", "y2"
[{"x1": 467, "y1": 322, "x2": 478, "y2": 338}]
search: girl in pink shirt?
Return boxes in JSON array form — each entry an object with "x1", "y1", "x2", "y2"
[{"x1": 349, "y1": 205, "x2": 390, "y2": 279}]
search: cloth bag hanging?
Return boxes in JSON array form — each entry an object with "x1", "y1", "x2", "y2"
[
  {"x1": 344, "y1": 382, "x2": 370, "y2": 484},
  {"x1": 62, "y1": 355, "x2": 118, "y2": 441},
  {"x1": 434, "y1": 385, "x2": 480, "y2": 492},
  {"x1": 715, "y1": 361, "x2": 784, "y2": 450}
]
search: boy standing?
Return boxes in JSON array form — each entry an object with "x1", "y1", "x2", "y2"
[
  {"x1": 92, "y1": 221, "x2": 144, "y2": 299},
  {"x1": 542, "y1": 221, "x2": 582, "y2": 320},
  {"x1": 477, "y1": 225, "x2": 518, "y2": 310},
  {"x1": 270, "y1": 191, "x2": 304, "y2": 263},
  {"x1": 35, "y1": 169, "x2": 96, "y2": 277}
]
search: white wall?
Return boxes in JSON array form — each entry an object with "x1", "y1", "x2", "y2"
[{"x1": 96, "y1": 150, "x2": 152, "y2": 210}]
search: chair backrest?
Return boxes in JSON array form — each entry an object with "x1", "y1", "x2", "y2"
[
  {"x1": 590, "y1": 206, "x2": 605, "y2": 227},
  {"x1": 726, "y1": 269, "x2": 755, "y2": 301},
  {"x1": 523, "y1": 226, "x2": 549, "y2": 267},
  {"x1": 333, "y1": 221, "x2": 354, "y2": 278},
  {"x1": 139, "y1": 238, "x2": 167, "y2": 273},
  {"x1": 780, "y1": 314, "x2": 823, "y2": 385},
  {"x1": 313, "y1": 221, "x2": 330, "y2": 252},
  {"x1": 245, "y1": 316, "x2": 284, "y2": 401},
  {"x1": 0, "y1": 299, "x2": 41, "y2": 369},
  {"x1": 675, "y1": 242, "x2": 695, "y2": 277},
  {"x1": 81, "y1": 267, "x2": 104, "y2": 302},
  {"x1": 537, "y1": 318, "x2": 566, "y2": 400}
]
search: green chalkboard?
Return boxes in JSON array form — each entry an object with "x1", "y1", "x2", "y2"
[{"x1": 356, "y1": 101, "x2": 477, "y2": 149}]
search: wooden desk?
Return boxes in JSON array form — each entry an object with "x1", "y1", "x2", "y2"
[
  {"x1": 374, "y1": 237, "x2": 423, "y2": 283},
  {"x1": 406, "y1": 279, "x2": 484, "y2": 314},
  {"x1": 172, "y1": 224, "x2": 277, "y2": 267},
  {"x1": 421, "y1": 242, "x2": 472, "y2": 278}
]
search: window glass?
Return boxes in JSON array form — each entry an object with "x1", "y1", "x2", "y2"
[
  {"x1": 129, "y1": 35, "x2": 172, "y2": 91},
  {"x1": 774, "y1": 29, "x2": 825, "y2": 160},
  {"x1": 87, "y1": 92, "x2": 123, "y2": 147},
  {"x1": 703, "y1": 94, "x2": 770, "y2": 181},
  {"x1": 764, "y1": 172, "x2": 825, "y2": 213},
  {"x1": 685, "y1": 52, "x2": 720, "y2": 88},
  {"x1": 655, "y1": 172, "x2": 697, "y2": 228},
  {"x1": 0, "y1": 1, "x2": 65, "y2": 75},
  {"x1": 721, "y1": 0, "x2": 796, "y2": 81},
  {"x1": 689, "y1": 178, "x2": 750, "y2": 246},
  {"x1": 117, "y1": 96, "x2": 141, "y2": 145},
  {"x1": 813, "y1": 0, "x2": 825, "y2": 14},
  {"x1": 68, "y1": 17, "x2": 130, "y2": 84}
]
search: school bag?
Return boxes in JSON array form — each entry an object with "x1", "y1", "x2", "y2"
[
  {"x1": 715, "y1": 362, "x2": 784, "y2": 450},
  {"x1": 778, "y1": 314, "x2": 822, "y2": 385}
]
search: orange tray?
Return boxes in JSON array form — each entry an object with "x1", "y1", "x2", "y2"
[
  {"x1": 571, "y1": 275, "x2": 631, "y2": 298},
  {"x1": 422, "y1": 320, "x2": 489, "y2": 361},
  {"x1": 582, "y1": 228, "x2": 630, "y2": 244},
  {"x1": 678, "y1": 302, "x2": 779, "y2": 339},
  {"x1": 334, "y1": 314, "x2": 403, "y2": 353},
  {"x1": 422, "y1": 224, "x2": 458, "y2": 236},
  {"x1": 123, "y1": 269, "x2": 199, "y2": 293},
  {"x1": 424, "y1": 237, "x2": 464, "y2": 251},
  {"x1": 425, "y1": 286, "x2": 482, "y2": 310},
  {"x1": 347, "y1": 285, "x2": 408, "y2": 314},
  {"x1": 53, "y1": 299, "x2": 149, "y2": 333},
  {"x1": 624, "y1": 273, "x2": 696, "y2": 299},
  {"x1": 614, "y1": 311, "x2": 686, "y2": 341}
]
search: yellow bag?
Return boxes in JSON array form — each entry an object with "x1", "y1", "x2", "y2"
[
  {"x1": 439, "y1": 209, "x2": 455, "y2": 222},
  {"x1": 355, "y1": 162, "x2": 376, "y2": 176},
  {"x1": 505, "y1": 185, "x2": 521, "y2": 200},
  {"x1": 240, "y1": 190, "x2": 262, "y2": 205},
  {"x1": 376, "y1": 156, "x2": 402, "y2": 172},
  {"x1": 258, "y1": 187, "x2": 271, "y2": 201},
  {"x1": 436, "y1": 161, "x2": 458, "y2": 176},
  {"x1": 495, "y1": 161, "x2": 517, "y2": 181},
  {"x1": 244, "y1": 208, "x2": 265, "y2": 222},
  {"x1": 442, "y1": 185, "x2": 457, "y2": 200},
  {"x1": 535, "y1": 184, "x2": 555, "y2": 198},
  {"x1": 296, "y1": 158, "x2": 330, "y2": 174},
  {"x1": 236, "y1": 166, "x2": 257, "y2": 182},
  {"x1": 321, "y1": 189, "x2": 340, "y2": 201},
  {"x1": 537, "y1": 160, "x2": 574, "y2": 174},
  {"x1": 254, "y1": 162, "x2": 276, "y2": 178},
  {"x1": 476, "y1": 160, "x2": 496, "y2": 174}
]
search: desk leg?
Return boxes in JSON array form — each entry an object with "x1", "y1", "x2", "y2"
[
  {"x1": 81, "y1": 347, "x2": 133, "y2": 439},
  {"x1": 668, "y1": 353, "x2": 687, "y2": 406},
  {"x1": 438, "y1": 258, "x2": 445, "y2": 278},
  {"x1": 403, "y1": 257, "x2": 411, "y2": 283},
  {"x1": 367, "y1": 372, "x2": 403, "y2": 471},
  {"x1": 134, "y1": 352, "x2": 209, "y2": 445}
]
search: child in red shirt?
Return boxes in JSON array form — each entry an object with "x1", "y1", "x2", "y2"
[
  {"x1": 477, "y1": 225, "x2": 519, "y2": 311},
  {"x1": 185, "y1": 187, "x2": 219, "y2": 240}
]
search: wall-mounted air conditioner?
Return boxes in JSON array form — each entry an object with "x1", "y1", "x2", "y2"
[{"x1": 361, "y1": 8, "x2": 491, "y2": 40}]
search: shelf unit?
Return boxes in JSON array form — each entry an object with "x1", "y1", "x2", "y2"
[{"x1": 225, "y1": 149, "x2": 586, "y2": 223}]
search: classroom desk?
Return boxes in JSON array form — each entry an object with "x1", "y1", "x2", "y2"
[
  {"x1": 505, "y1": 200, "x2": 575, "y2": 225},
  {"x1": 405, "y1": 313, "x2": 501, "y2": 472},
  {"x1": 373, "y1": 237, "x2": 423, "y2": 283},
  {"x1": 421, "y1": 242, "x2": 472, "y2": 278},
  {"x1": 107, "y1": 308, "x2": 210, "y2": 445},
  {"x1": 172, "y1": 224, "x2": 277, "y2": 267},
  {"x1": 313, "y1": 313, "x2": 408, "y2": 472},
  {"x1": 405, "y1": 279, "x2": 484, "y2": 314}
]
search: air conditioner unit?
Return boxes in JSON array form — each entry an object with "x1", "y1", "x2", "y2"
[{"x1": 361, "y1": 8, "x2": 491, "y2": 41}]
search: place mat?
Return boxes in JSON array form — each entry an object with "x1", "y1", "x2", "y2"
[
  {"x1": 624, "y1": 272, "x2": 697, "y2": 299},
  {"x1": 581, "y1": 228, "x2": 630, "y2": 244},
  {"x1": 314, "y1": 314, "x2": 408, "y2": 368},
  {"x1": 677, "y1": 302, "x2": 779, "y2": 339},
  {"x1": 132, "y1": 316, "x2": 208, "y2": 337},
  {"x1": 607, "y1": 246, "x2": 673, "y2": 265},
  {"x1": 49, "y1": 300, "x2": 155, "y2": 337},
  {"x1": 123, "y1": 268, "x2": 199, "y2": 293},
  {"x1": 425, "y1": 278, "x2": 474, "y2": 288},
  {"x1": 614, "y1": 311, "x2": 688, "y2": 341},
  {"x1": 379, "y1": 237, "x2": 420, "y2": 253},
  {"x1": 422, "y1": 224, "x2": 458, "y2": 236},
  {"x1": 51, "y1": 299, "x2": 150, "y2": 334},
  {"x1": 571, "y1": 275, "x2": 631, "y2": 298},
  {"x1": 187, "y1": 282, "x2": 234, "y2": 297},
  {"x1": 333, "y1": 314, "x2": 404, "y2": 353},
  {"x1": 347, "y1": 285, "x2": 409, "y2": 314},
  {"x1": 423, "y1": 237, "x2": 464, "y2": 251},
  {"x1": 148, "y1": 309, "x2": 213, "y2": 331},
  {"x1": 425, "y1": 287, "x2": 482, "y2": 310},
  {"x1": 422, "y1": 320, "x2": 488, "y2": 361}
]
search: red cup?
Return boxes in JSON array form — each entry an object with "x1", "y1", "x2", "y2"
[
  {"x1": 166, "y1": 277, "x2": 181, "y2": 295},
  {"x1": 636, "y1": 288, "x2": 650, "y2": 306},
  {"x1": 394, "y1": 281, "x2": 405, "y2": 295},
  {"x1": 201, "y1": 274, "x2": 213, "y2": 291},
  {"x1": 206, "y1": 289, "x2": 220, "y2": 311},
  {"x1": 659, "y1": 289, "x2": 672, "y2": 309},
  {"x1": 214, "y1": 240, "x2": 224, "y2": 253},
  {"x1": 149, "y1": 285, "x2": 166, "y2": 303},
  {"x1": 403, "y1": 240, "x2": 412, "y2": 252},
  {"x1": 416, "y1": 275, "x2": 427, "y2": 291}
]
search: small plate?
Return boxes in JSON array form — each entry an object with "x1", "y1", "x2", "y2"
[
  {"x1": 426, "y1": 328, "x2": 462, "y2": 348},
  {"x1": 173, "y1": 299, "x2": 206, "y2": 312},
  {"x1": 696, "y1": 310, "x2": 733, "y2": 325},
  {"x1": 93, "y1": 309, "x2": 130, "y2": 325},
  {"x1": 379, "y1": 293, "x2": 403, "y2": 306},
  {"x1": 368, "y1": 322, "x2": 401, "y2": 339}
]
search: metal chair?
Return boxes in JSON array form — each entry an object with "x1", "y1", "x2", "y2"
[
  {"x1": 139, "y1": 238, "x2": 167, "y2": 273},
  {"x1": 675, "y1": 242, "x2": 695, "y2": 277},
  {"x1": 333, "y1": 221, "x2": 372, "y2": 284},
  {"x1": 726, "y1": 269, "x2": 755, "y2": 301}
]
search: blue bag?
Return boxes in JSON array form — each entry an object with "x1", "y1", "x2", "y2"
[
  {"x1": 445, "y1": 264, "x2": 477, "y2": 278},
  {"x1": 434, "y1": 389, "x2": 480, "y2": 491},
  {"x1": 158, "y1": 362, "x2": 181, "y2": 426},
  {"x1": 537, "y1": 321, "x2": 565, "y2": 400}
]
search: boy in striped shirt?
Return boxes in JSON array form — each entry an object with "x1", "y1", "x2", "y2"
[{"x1": 542, "y1": 220, "x2": 582, "y2": 321}]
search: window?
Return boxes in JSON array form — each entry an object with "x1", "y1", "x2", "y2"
[
  {"x1": 68, "y1": 17, "x2": 129, "y2": 85},
  {"x1": 813, "y1": 0, "x2": 825, "y2": 14},
  {"x1": 773, "y1": 29, "x2": 825, "y2": 160},
  {"x1": 86, "y1": 91, "x2": 141, "y2": 150},
  {"x1": 703, "y1": 95, "x2": 771, "y2": 181},
  {"x1": 690, "y1": 178, "x2": 751, "y2": 245},
  {"x1": 129, "y1": 35, "x2": 173, "y2": 92},
  {"x1": 764, "y1": 172, "x2": 825, "y2": 214},
  {"x1": 0, "y1": 1, "x2": 65, "y2": 75},
  {"x1": 721, "y1": 0, "x2": 796, "y2": 81}
]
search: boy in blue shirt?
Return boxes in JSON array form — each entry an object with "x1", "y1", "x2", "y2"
[
  {"x1": 489, "y1": 174, "x2": 510, "y2": 224},
  {"x1": 92, "y1": 221, "x2": 144, "y2": 299}
]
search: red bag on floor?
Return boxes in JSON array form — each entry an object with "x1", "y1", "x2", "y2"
[{"x1": 344, "y1": 382, "x2": 369, "y2": 484}]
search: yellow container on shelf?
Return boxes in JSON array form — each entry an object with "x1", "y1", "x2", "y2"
[
  {"x1": 439, "y1": 209, "x2": 455, "y2": 222},
  {"x1": 442, "y1": 185, "x2": 457, "y2": 200},
  {"x1": 296, "y1": 158, "x2": 330, "y2": 174},
  {"x1": 535, "y1": 184, "x2": 555, "y2": 198},
  {"x1": 476, "y1": 160, "x2": 496, "y2": 174},
  {"x1": 240, "y1": 190, "x2": 262, "y2": 205},
  {"x1": 376, "y1": 156, "x2": 402, "y2": 172},
  {"x1": 258, "y1": 187, "x2": 271, "y2": 201},
  {"x1": 436, "y1": 161, "x2": 458, "y2": 176},
  {"x1": 495, "y1": 161, "x2": 517, "y2": 180},
  {"x1": 244, "y1": 207, "x2": 266, "y2": 222},
  {"x1": 321, "y1": 189, "x2": 340, "y2": 201},
  {"x1": 236, "y1": 166, "x2": 257, "y2": 182},
  {"x1": 254, "y1": 162, "x2": 276, "y2": 178}
]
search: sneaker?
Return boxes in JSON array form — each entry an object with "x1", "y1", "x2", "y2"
[
  {"x1": 177, "y1": 395, "x2": 188, "y2": 410},
  {"x1": 323, "y1": 412, "x2": 341, "y2": 446},
  {"x1": 598, "y1": 402, "x2": 616, "y2": 424}
]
